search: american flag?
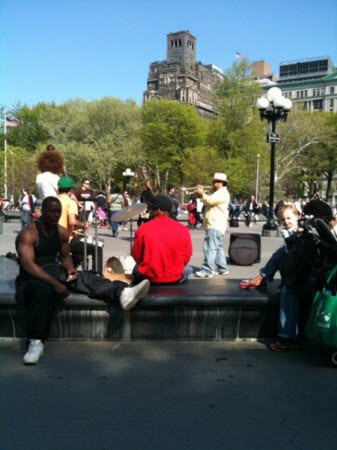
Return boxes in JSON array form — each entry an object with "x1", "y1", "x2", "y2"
[
  {"x1": 5, "y1": 117, "x2": 20, "y2": 127},
  {"x1": 235, "y1": 52, "x2": 244, "y2": 59}
]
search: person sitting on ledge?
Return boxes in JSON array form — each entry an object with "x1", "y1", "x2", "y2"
[
  {"x1": 240, "y1": 200, "x2": 337, "y2": 352},
  {"x1": 131, "y1": 195, "x2": 193, "y2": 284},
  {"x1": 15, "y1": 196, "x2": 150, "y2": 366}
]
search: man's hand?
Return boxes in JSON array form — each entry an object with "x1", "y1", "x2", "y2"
[
  {"x1": 195, "y1": 185, "x2": 204, "y2": 197},
  {"x1": 54, "y1": 281, "x2": 70, "y2": 297},
  {"x1": 66, "y1": 269, "x2": 78, "y2": 282}
]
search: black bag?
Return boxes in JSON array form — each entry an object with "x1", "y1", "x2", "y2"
[
  {"x1": 279, "y1": 218, "x2": 337, "y2": 288},
  {"x1": 229, "y1": 217, "x2": 239, "y2": 228}
]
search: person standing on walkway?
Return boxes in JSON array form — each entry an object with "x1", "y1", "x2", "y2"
[
  {"x1": 194, "y1": 173, "x2": 230, "y2": 278},
  {"x1": 108, "y1": 187, "x2": 123, "y2": 237},
  {"x1": 19, "y1": 189, "x2": 35, "y2": 229},
  {"x1": 166, "y1": 185, "x2": 179, "y2": 220},
  {"x1": 137, "y1": 180, "x2": 154, "y2": 227},
  {"x1": 75, "y1": 178, "x2": 95, "y2": 222},
  {"x1": 36, "y1": 146, "x2": 65, "y2": 200}
]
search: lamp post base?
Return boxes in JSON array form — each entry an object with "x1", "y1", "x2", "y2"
[{"x1": 262, "y1": 219, "x2": 279, "y2": 237}]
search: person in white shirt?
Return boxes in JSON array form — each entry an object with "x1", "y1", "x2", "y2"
[
  {"x1": 36, "y1": 147, "x2": 64, "y2": 200},
  {"x1": 194, "y1": 172, "x2": 230, "y2": 278}
]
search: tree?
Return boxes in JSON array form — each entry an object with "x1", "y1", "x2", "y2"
[
  {"x1": 58, "y1": 97, "x2": 143, "y2": 193},
  {"x1": 2, "y1": 103, "x2": 57, "y2": 151},
  {"x1": 209, "y1": 59, "x2": 267, "y2": 197},
  {"x1": 140, "y1": 99, "x2": 206, "y2": 191},
  {"x1": 294, "y1": 112, "x2": 337, "y2": 199}
]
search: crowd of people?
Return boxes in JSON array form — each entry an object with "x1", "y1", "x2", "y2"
[{"x1": 5, "y1": 144, "x2": 337, "y2": 366}]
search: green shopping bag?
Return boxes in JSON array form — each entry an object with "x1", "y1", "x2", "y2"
[{"x1": 306, "y1": 265, "x2": 337, "y2": 348}]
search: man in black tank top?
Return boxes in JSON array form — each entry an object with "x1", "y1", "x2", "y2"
[{"x1": 15, "y1": 196, "x2": 150, "y2": 365}]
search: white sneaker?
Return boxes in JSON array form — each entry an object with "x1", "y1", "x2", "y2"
[
  {"x1": 195, "y1": 270, "x2": 213, "y2": 278},
  {"x1": 23, "y1": 339, "x2": 44, "y2": 365},
  {"x1": 119, "y1": 279, "x2": 150, "y2": 311},
  {"x1": 213, "y1": 269, "x2": 230, "y2": 275}
]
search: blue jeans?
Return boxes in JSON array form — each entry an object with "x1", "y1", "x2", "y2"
[
  {"x1": 132, "y1": 265, "x2": 193, "y2": 285},
  {"x1": 278, "y1": 275, "x2": 317, "y2": 340},
  {"x1": 260, "y1": 245, "x2": 286, "y2": 281},
  {"x1": 108, "y1": 211, "x2": 119, "y2": 235},
  {"x1": 21, "y1": 210, "x2": 32, "y2": 229},
  {"x1": 201, "y1": 228, "x2": 228, "y2": 274}
]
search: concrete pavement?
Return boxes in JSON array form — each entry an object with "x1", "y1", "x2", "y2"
[{"x1": 1, "y1": 340, "x2": 337, "y2": 450}]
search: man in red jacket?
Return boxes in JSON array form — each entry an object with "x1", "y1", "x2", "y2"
[{"x1": 131, "y1": 195, "x2": 193, "y2": 284}]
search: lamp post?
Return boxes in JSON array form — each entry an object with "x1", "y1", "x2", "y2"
[
  {"x1": 256, "y1": 87, "x2": 292, "y2": 237},
  {"x1": 255, "y1": 154, "x2": 260, "y2": 203},
  {"x1": 122, "y1": 168, "x2": 134, "y2": 193}
]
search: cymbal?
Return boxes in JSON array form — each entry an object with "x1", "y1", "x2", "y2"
[{"x1": 109, "y1": 203, "x2": 147, "y2": 222}]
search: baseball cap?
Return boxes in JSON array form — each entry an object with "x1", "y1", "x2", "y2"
[
  {"x1": 149, "y1": 195, "x2": 172, "y2": 212},
  {"x1": 58, "y1": 176, "x2": 76, "y2": 189}
]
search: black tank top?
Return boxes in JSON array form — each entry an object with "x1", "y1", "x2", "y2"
[{"x1": 33, "y1": 220, "x2": 62, "y2": 266}]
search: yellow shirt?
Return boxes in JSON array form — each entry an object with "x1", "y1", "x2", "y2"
[
  {"x1": 202, "y1": 186, "x2": 230, "y2": 234},
  {"x1": 58, "y1": 193, "x2": 78, "y2": 239}
]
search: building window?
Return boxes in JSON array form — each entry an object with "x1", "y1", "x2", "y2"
[
  {"x1": 330, "y1": 99, "x2": 334, "y2": 110},
  {"x1": 296, "y1": 91, "x2": 300, "y2": 98},
  {"x1": 330, "y1": 86, "x2": 335, "y2": 95},
  {"x1": 187, "y1": 40, "x2": 194, "y2": 50},
  {"x1": 313, "y1": 99, "x2": 323, "y2": 110},
  {"x1": 170, "y1": 39, "x2": 182, "y2": 48}
]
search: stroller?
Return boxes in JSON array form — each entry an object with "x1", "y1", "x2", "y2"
[
  {"x1": 281, "y1": 218, "x2": 337, "y2": 366},
  {"x1": 96, "y1": 207, "x2": 108, "y2": 228}
]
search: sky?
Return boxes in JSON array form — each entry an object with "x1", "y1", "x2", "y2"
[{"x1": 1, "y1": 0, "x2": 337, "y2": 110}]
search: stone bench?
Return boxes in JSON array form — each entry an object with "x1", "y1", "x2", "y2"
[
  {"x1": 1, "y1": 210, "x2": 21, "y2": 222},
  {"x1": 0, "y1": 256, "x2": 279, "y2": 341}
]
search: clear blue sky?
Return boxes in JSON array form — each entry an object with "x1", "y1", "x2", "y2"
[{"x1": 1, "y1": 0, "x2": 337, "y2": 109}]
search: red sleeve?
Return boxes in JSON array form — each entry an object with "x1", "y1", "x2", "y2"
[{"x1": 131, "y1": 229, "x2": 142, "y2": 263}]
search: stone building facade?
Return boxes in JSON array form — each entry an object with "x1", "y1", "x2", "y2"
[
  {"x1": 258, "y1": 57, "x2": 337, "y2": 113},
  {"x1": 143, "y1": 30, "x2": 223, "y2": 118}
]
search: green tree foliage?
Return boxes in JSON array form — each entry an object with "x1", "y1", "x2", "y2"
[
  {"x1": 210, "y1": 60, "x2": 266, "y2": 196},
  {"x1": 0, "y1": 144, "x2": 37, "y2": 201},
  {"x1": 140, "y1": 99, "x2": 206, "y2": 190},
  {"x1": 3, "y1": 103, "x2": 57, "y2": 151},
  {"x1": 293, "y1": 112, "x2": 337, "y2": 199},
  {"x1": 53, "y1": 97, "x2": 143, "y2": 193}
]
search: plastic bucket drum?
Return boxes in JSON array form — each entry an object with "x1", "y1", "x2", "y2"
[
  {"x1": 104, "y1": 255, "x2": 136, "y2": 283},
  {"x1": 80, "y1": 236, "x2": 104, "y2": 247}
]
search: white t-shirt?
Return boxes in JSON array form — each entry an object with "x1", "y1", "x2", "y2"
[{"x1": 36, "y1": 172, "x2": 60, "y2": 200}]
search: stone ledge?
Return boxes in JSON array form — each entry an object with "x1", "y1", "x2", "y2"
[{"x1": 0, "y1": 256, "x2": 279, "y2": 340}]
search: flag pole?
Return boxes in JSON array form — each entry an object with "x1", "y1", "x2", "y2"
[{"x1": 4, "y1": 113, "x2": 8, "y2": 199}]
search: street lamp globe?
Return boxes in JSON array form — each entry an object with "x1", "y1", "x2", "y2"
[
  {"x1": 122, "y1": 168, "x2": 134, "y2": 192},
  {"x1": 256, "y1": 96, "x2": 269, "y2": 110}
]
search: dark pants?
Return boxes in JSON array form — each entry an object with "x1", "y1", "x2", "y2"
[
  {"x1": 70, "y1": 239, "x2": 103, "y2": 275},
  {"x1": 16, "y1": 277, "x2": 59, "y2": 341}
]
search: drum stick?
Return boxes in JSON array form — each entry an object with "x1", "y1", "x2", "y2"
[
  {"x1": 94, "y1": 208, "x2": 98, "y2": 272},
  {"x1": 83, "y1": 200, "x2": 87, "y2": 270},
  {"x1": 129, "y1": 219, "x2": 133, "y2": 253}
]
